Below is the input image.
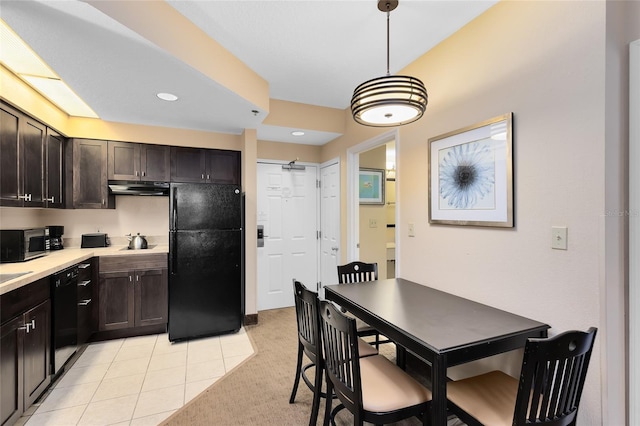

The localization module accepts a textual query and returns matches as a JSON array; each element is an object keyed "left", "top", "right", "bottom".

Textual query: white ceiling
[{"left": 1, "top": 0, "right": 497, "bottom": 145}]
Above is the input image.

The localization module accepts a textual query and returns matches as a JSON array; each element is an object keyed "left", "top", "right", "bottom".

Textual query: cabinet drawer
[
  {"left": 1, "top": 278, "right": 50, "bottom": 324},
  {"left": 77, "top": 261, "right": 92, "bottom": 278},
  {"left": 77, "top": 277, "right": 92, "bottom": 301},
  {"left": 99, "top": 254, "right": 167, "bottom": 272}
]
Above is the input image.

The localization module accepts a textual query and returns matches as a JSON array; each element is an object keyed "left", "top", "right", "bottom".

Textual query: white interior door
[
  {"left": 257, "top": 162, "right": 318, "bottom": 310},
  {"left": 320, "top": 160, "right": 340, "bottom": 292}
]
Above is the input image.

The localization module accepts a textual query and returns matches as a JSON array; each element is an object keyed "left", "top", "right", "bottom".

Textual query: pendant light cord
[{"left": 386, "top": 4, "right": 390, "bottom": 76}]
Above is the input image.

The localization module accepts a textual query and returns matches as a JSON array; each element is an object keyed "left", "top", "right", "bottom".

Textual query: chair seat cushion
[
  {"left": 359, "top": 354, "right": 432, "bottom": 412},
  {"left": 357, "top": 337, "right": 378, "bottom": 357},
  {"left": 447, "top": 370, "right": 518, "bottom": 426}
]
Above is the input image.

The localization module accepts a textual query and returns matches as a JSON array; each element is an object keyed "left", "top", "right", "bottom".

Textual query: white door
[
  {"left": 257, "top": 162, "right": 318, "bottom": 310},
  {"left": 320, "top": 160, "right": 340, "bottom": 292}
]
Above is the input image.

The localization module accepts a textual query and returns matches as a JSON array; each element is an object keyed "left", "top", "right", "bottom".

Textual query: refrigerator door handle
[
  {"left": 172, "top": 187, "right": 178, "bottom": 230},
  {"left": 170, "top": 232, "right": 177, "bottom": 274}
]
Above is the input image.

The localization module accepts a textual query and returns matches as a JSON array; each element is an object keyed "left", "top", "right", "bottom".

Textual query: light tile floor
[{"left": 18, "top": 329, "right": 254, "bottom": 426}]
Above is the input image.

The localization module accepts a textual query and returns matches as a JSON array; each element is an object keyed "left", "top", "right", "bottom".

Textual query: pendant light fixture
[{"left": 351, "top": 0, "right": 428, "bottom": 127}]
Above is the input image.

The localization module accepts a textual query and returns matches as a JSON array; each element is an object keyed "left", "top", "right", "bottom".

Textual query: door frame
[
  {"left": 346, "top": 129, "right": 399, "bottom": 267},
  {"left": 629, "top": 38, "right": 639, "bottom": 426}
]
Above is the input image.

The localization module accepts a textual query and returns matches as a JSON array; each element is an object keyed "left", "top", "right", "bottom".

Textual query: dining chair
[
  {"left": 319, "top": 299, "right": 432, "bottom": 426},
  {"left": 289, "top": 280, "right": 377, "bottom": 426},
  {"left": 447, "top": 327, "right": 597, "bottom": 426},
  {"left": 337, "top": 261, "right": 379, "bottom": 283},
  {"left": 336, "top": 261, "right": 392, "bottom": 350}
]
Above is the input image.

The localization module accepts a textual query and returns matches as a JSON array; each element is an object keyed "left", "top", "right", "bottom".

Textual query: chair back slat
[
  {"left": 515, "top": 327, "right": 597, "bottom": 426},
  {"left": 319, "top": 300, "right": 362, "bottom": 415},
  {"left": 337, "top": 261, "right": 378, "bottom": 284}
]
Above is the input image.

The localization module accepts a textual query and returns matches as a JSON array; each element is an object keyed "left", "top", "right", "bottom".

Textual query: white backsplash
[{"left": 0, "top": 196, "right": 170, "bottom": 247}]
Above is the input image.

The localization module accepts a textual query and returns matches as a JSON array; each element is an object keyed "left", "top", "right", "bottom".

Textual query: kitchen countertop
[{"left": 0, "top": 245, "right": 168, "bottom": 296}]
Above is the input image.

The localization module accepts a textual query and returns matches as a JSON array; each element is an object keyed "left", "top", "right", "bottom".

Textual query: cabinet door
[
  {"left": 45, "top": 129, "right": 65, "bottom": 208},
  {"left": 21, "top": 118, "right": 45, "bottom": 207},
  {"left": 73, "top": 139, "right": 113, "bottom": 209},
  {"left": 141, "top": 145, "right": 170, "bottom": 181},
  {"left": 207, "top": 150, "right": 240, "bottom": 185},
  {"left": 22, "top": 300, "right": 50, "bottom": 408},
  {"left": 134, "top": 269, "right": 168, "bottom": 327},
  {"left": 0, "top": 316, "right": 23, "bottom": 426},
  {"left": 170, "top": 147, "right": 206, "bottom": 182},
  {"left": 98, "top": 271, "right": 134, "bottom": 331},
  {"left": 108, "top": 141, "right": 141, "bottom": 181},
  {"left": 0, "top": 105, "right": 21, "bottom": 207}
]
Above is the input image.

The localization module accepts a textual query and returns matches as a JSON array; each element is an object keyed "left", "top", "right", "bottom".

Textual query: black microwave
[{"left": 0, "top": 228, "right": 48, "bottom": 263}]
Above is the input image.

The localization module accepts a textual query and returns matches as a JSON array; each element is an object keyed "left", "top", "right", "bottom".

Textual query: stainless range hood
[{"left": 108, "top": 181, "right": 169, "bottom": 196}]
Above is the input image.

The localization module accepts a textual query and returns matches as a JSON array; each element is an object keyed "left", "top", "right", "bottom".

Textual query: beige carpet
[{"left": 160, "top": 307, "right": 462, "bottom": 426}]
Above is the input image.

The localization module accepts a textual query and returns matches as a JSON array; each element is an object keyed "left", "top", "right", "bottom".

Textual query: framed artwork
[
  {"left": 428, "top": 113, "right": 514, "bottom": 227},
  {"left": 359, "top": 168, "right": 385, "bottom": 205}
]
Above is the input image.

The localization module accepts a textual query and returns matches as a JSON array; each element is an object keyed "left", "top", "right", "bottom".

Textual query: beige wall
[
  {"left": 358, "top": 146, "right": 387, "bottom": 278},
  {"left": 0, "top": 197, "right": 169, "bottom": 247},
  {"left": 320, "top": 1, "right": 640, "bottom": 424},
  {"left": 257, "top": 140, "right": 321, "bottom": 163}
]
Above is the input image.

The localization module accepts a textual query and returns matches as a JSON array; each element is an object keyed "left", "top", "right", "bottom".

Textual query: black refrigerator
[{"left": 168, "top": 183, "right": 243, "bottom": 342}]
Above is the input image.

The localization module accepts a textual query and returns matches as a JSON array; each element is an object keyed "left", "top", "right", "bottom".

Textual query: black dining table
[{"left": 324, "top": 278, "right": 550, "bottom": 426}]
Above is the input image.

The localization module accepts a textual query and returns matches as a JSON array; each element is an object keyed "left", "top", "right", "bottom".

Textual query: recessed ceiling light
[
  {"left": 291, "top": 131, "right": 305, "bottom": 136},
  {"left": 157, "top": 92, "right": 178, "bottom": 101}
]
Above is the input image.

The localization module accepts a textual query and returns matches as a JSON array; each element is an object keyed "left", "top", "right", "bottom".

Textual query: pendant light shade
[
  {"left": 351, "top": 0, "right": 428, "bottom": 127},
  {"left": 351, "top": 75, "right": 427, "bottom": 126}
]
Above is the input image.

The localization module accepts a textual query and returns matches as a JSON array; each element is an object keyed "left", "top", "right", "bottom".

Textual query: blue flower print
[{"left": 439, "top": 140, "right": 495, "bottom": 209}]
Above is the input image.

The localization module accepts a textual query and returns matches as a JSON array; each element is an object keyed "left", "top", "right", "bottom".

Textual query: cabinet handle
[
  {"left": 78, "top": 280, "right": 91, "bottom": 287},
  {"left": 19, "top": 319, "right": 36, "bottom": 333},
  {"left": 46, "top": 196, "right": 55, "bottom": 202},
  {"left": 17, "top": 194, "right": 32, "bottom": 201},
  {"left": 102, "top": 199, "right": 105, "bottom": 205},
  {"left": 136, "top": 275, "right": 140, "bottom": 282},
  {"left": 207, "top": 174, "right": 210, "bottom": 180},
  {"left": 142, "top": 171, "right": 146, "bottom": 177},
  {"left": 78, "top": 299, "right": 92, "bottom": 306},
  {"left": 129, "top": 276, "right": 132, "bottom": 282},
  {"left": 201, "top": 174, "right": 205, "bottom": 179},
  {"left": 78, "top": 263, "right": 91, "bottom": 269}
]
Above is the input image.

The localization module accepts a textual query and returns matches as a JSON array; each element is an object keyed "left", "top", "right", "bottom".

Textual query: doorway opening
[{"left": 346, "top": 130, "right": 399, "bottom": 277}]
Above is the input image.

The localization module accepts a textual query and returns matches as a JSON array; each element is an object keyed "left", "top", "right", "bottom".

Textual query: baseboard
[{"left": 244, "top": 313, "right": 258, "bottom": 325}]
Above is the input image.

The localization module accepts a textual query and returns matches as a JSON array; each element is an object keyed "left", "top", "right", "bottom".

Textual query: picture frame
[
  {"left": 428, "top": 113, "right": 513, "bottom": 227},
  {"left": 359, "top": 168, "right": 385, "bottom": 205}
]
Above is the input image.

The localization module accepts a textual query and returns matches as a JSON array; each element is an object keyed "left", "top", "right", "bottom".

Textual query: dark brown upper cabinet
[
  {"left": 66, "top": 139, "right": 114, "bottom": 209},
  {"left": 170, "top": 146, "right": 240, "bottom": 185},
  {"left": 108, "top": 141, "right": 170, "bottom": 182},
  {"left": 45, "top": 128, "right": 65, "bottom": 208},
  {"left": 0, "top": 103, "right": 45, "bottom": 207}
]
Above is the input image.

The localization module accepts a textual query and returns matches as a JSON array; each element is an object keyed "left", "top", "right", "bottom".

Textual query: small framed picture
[
  {"left": 428, "top": 113, "right": 514, "bottom": 227},
  {"left": 359, "top": 168, "right": 385, "bottom": 205}
]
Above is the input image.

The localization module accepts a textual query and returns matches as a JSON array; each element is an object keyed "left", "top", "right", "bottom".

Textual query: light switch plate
[
  {"left": 408, "top": 223, "right": 415, "bottom": 237},
  {"left": 369, "top": 219, "right": 377, "bottom": 228},
  {"left": 552, "top": 226, "right": 568, "bottom": 250}
]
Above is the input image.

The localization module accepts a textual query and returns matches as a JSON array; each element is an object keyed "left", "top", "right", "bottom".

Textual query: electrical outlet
[
  {"left": 408, "top": 223, "right": 415, "bottom": 237},
  {"left": 369, "top": 219, "right": 377, "bottom": 228},
  {"left": 551, "top": 226, "right": 568, "bottom": 250}
]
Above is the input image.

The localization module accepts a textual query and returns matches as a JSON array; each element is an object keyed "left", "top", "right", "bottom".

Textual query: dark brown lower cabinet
[
  {"left": 0, "top": 299, "right": 51, "bottom": 426},
  {"left": 98, "top": 254, "right": 168, "bottom": 332}
]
